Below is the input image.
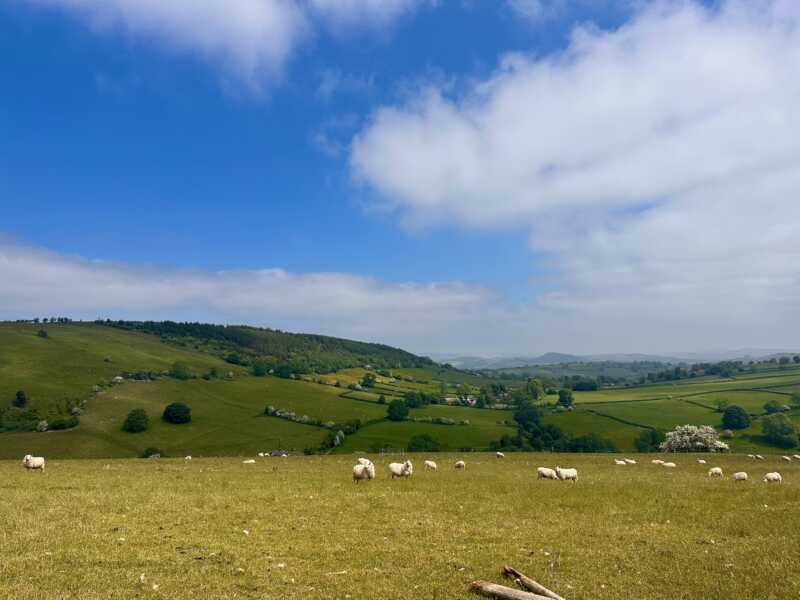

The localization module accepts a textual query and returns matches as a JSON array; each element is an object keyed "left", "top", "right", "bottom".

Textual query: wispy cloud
[{"left": 23, "top": 0, "right": 435, "bottom": 90}]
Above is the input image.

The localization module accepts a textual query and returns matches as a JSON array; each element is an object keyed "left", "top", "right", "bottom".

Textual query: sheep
[
  {"left": 352, "top": 462, "right": 375, "bottom": 483},
  {"left": 496, "top": 452, "right": 505, "bottom": 459},
  {"left": 242, "top": 459, "right": 256, "bottom": 464},
  {"left": 184, "top": 456, "right": 192, "bottom": 461},
  {"left": 697, "top": 459, "right": 707, "bottom": 464},
  {"left": 763, "top": 472, "right": 782, "bottom": 484},
  {"left": 454, "top": 460, "right": 466, "bottom": 470},
  {"left": 388, "top": 460, "right": 413, "bottom": 479},
  {"left": 22, "top": 455, "right": 45, "bottom": 472},
  {"left": 537, "top": 467, "right": 558, "bottom": 480},
  {"left": 624, "top": 458, "right": 637, "bottom": 465},
  {"left": 793, "top": 455, "right": 800, "bottom": 461},
  {"left": 356, "top": 457, "right": 373, "bottom": 467},
  {"left": 732, "top": 471, "right": 748, "bottom": 482},
  {"left": 614, "top": 459, "right": 627, "bottom": 465},
  {"left": 662, "top": 462, "right": 677, "bottom": 468},
  {"left": 708, "top": 467, "right": 723, "bottom": 478},
  {"left": 651, "top": 459, "right": 664, "bottom": 465},
  {"left": 747, "top": 454, "right": 756, "bottom": 459},
  {"left": 555, "top": 466, "right": 578, "bottom": 482},
  {"left": 781, "top": 456, "right": 792, "bottom": 462},
  {"left": 423, "top": 460, "right": 438, "bottom": 471},
  {"left": 755, "top": 454, "right": 765, "bottom": 460},
  {"left": 258, "top": 452, "right": 265, "bottom": 457}
]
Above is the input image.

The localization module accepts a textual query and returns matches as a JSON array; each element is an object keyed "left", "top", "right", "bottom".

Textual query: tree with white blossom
[{"left": 660, "top": 425, "right": 729, "bottom": 453}]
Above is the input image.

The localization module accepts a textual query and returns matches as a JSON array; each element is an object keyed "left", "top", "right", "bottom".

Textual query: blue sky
[{"left": 1, "top": 1, "right": 798, "bottom": 355}]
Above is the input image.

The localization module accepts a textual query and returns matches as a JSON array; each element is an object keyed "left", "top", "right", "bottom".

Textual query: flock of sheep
[{"left": 20, "top": 450, "right": 796, "bottom": 486}]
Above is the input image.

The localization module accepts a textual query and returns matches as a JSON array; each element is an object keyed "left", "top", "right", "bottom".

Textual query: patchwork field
[{"left": 2, "top": 453, "right": 799, "bottom": 599}]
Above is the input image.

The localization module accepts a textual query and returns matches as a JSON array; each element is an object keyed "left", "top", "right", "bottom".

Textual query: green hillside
[{"left": 2, "top": 321, "right": 799, "bottom": 458}]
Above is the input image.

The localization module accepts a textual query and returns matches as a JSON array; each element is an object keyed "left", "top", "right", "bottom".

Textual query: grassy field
[{"left": 2, "top": 453, "right": 799, "bottom": 599}]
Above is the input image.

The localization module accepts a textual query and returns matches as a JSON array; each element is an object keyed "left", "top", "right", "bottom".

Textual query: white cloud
[
  {"left": 23, "top": 0, "right": 433, "bottom": 88},
  {"left": 0, "top": 242, "right": 491, "bottom": 351},
  {"left": 309, "top": 0, "right": 431, "bottom": 29},
  {"left": 505, "top": 0, "right": 563, "bottom": 22},
  {"left": 349, "top": 0, "right": 800, "bottom": 351}
]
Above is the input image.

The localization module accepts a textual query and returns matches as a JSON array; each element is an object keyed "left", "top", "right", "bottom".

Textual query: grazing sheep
[
  {"left": 697, "top": 459, "right": 707, "bottom": 464},
  {"left": 22, "top": 455, "right": 45, "bottom": 472},
  {"left": 614, "top": 459, "right": 627, "bottom": 465},
  {"left": 651, "top": 459, "right": 664, "bottom": 465},
  {"left": 352, "top": 463, "right": 375, "bottom": 483},
  {"left": 763, "top": 472, "right": 782, "bottom": 484},
  {"left": 732, "top": 471, "right": 748, "bottom": 482},
  {"left": 242, "top": 459, "right": 256, "bottom": 464},
  {"left": 388, "top": 460, "right": 413, "bottom": 479},
  {"left": 662, "top": 462, "right": 677, "bottom": 468},
  {"left": 496, "top": 452, "right": 505, "bottom": 459},
  {"left": 424, "top": 460, "right": 438, "bottom": 471},
  {"left": 258, "top": 452, "right": 265, "bottom": 457},
  {"left": 624, "top": 458, "right": 637, "bottom": 465},
  {"left": 781, "top": 456, "right": 792, "bottom": 462},
  {"left": 537, "top": 467, "right": 558, "bottom": 480},
  {"left": 747, "top": 454, "right": 756, "bottom": 459},
  {"left": 454, "top": 460, "right": 466, "bottom": 470},
  {"left": 793, "top": 455, "right": 800, "bottom": 461},
  {"left": 184, "top": 456, "right": 192, "bottom": 461},
  {"left": 708, "top": 467, "right": 723, "bottom": 478},
  {"left": 555, "top": 466, "right": 578, "bottom": 482},
  {"left": 356, "top": 457, "right": 373, "bottom": 467},
  {"left": 755, "top": 454, "right": 765, "bottom": 460}
]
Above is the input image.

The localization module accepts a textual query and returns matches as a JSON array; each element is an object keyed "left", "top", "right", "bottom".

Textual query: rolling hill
[{"left": 1, "top": 321, "right": 799, "bottom": 459}]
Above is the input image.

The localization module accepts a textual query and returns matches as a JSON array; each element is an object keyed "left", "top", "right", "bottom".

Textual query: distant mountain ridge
[{"left": 431, "top": 349, "right": 800, "bottom": 370}]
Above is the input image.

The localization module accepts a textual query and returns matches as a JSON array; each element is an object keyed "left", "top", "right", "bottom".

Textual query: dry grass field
[{"left": 3, "top": 453, "right": 800, "bottom": 599}]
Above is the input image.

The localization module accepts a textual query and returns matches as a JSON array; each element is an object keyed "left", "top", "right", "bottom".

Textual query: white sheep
[
  {"left": 454, "top": 460, "right": 466, "bottom": 470},
  {"left": 614, "top": 459, "right": 627, "bottom": 465},
  {"left": 662, "top": 462, "right": 677, "bottom": 468},
  {"left": 708, "top": 467, "right": 723, "bottom": 478},
  {"left": 624, "top": 458, "right": 637, "bottom": 465},
  {"left": 424, "top": 460, "right": 437, "bottom": 471},
  {"left": 537, "top": 467, "right": 558, "bottom": 480},
  {"left": 258, "top": 452, "right": 265, "bottom": 457},
  {"left": 755, "top": 454, "right": 765, "bottom": 460},
  {"left": 184, "top": 456, "right": 192, "bottom": 461},
  {"left": 747, "top": 454, "right": 756, "bottom": 459},
  {"left": 732, "top": 471, "right": 748, "bottom": 482},
  {"left": 697, "top": 459, "right": 707, "bottom": 464},
  {"left": 357, "top": 457, "right": 373, "bottom": 467},
  {"left": 763, "top": 472, "right": 782, "bottom": 484},
  {"left": 651, "top": 459, "right": 664, "bottom": 465},
  {"left": 242, "top": 459, "right": 256, "bottom": 464},
  {"left": 388, "top": 460, "right": 413, "bottom": 479},
  {"left": 22, "top": 455, "right": 45, "bottom": 472},
  {"left": 793, "top": 455, "right": 800, "bottom": 461},
  {"left": 781, "top": 456, "right": 792, "bottom": 462},
  {"left": 352, "top": 462, "right": 375, "bottom": 483},
  {"left": 555, "top": 466, "right": 577, "bottom": 482},
  {"left": 496, "top": 452, "right": 505, "bottom": 459}
]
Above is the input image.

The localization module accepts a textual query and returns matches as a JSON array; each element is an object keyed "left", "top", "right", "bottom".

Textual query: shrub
[
  {"left": 761, "top": 413, "right": 798, "bottom": 448},
  {"left": 37, "top": 329, "right": 49, "bottom": 338},
  {"left": 122, "top": 409, "right": 149, "bottom": 433},
  {"left": 141, "top": 447, "right": 164, "bottom": 458},
  {"left": 634, "top": 429, "right": 666, "bottom": 453},
  {"left": 722, "top": 405, "right": 750, "bottom": 430},
  {"left": 378, "top": 395, "right": 386, "bottom": 404},
  {"left": 557, "top": 389, "right": 573, "bottom": 408},
  {"left": 49, "top": 416, "right": 79, "bottom": 430},
  {"left": 163, "top": 402, "right": 192, "bottom": 424},
  {"left": 13, "top": 390, "right": 27, "bottom": 408},
  {"left": 386, "top": 399, "right": 409, "bottom": 421},
  {"left": 407, "top": 434, "right": 441, "bottom": 452},
  {"left": 169, "top": 361, "right": 191, "bottom": 380},
  {"left": 252, "top": 362, "right": 269, "bottom": 377},
  {"left": 763, "top": 400, "right": 783, "bottom": 414}
]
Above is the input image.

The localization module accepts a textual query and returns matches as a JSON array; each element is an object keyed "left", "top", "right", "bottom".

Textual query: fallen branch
[
  {"left": 470, "top": 580, "right": 553, "bottom": 600},
  {"left": 502, "top": 566, "right": 566, "bottom": 600}
]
